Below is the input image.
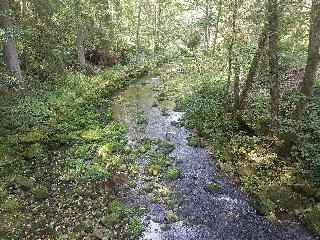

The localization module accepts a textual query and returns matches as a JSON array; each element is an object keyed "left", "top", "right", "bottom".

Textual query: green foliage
[
  {"left": 0, "top": 66, "right": 144, "bottom": 239},
  {"left": 165, "top": 167, "right": 181, "bottom": 180}
]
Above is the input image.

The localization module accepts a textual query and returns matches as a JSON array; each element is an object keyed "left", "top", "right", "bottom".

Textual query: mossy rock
[
  {"left": 204, "top": 183, "right": 221, "bottom": 193},
  {"left": 80, "top": 129, "right": 102, "bottom": 141},
  {"left": 250, "top": 193, "right": 276, "bottom": 217},
  {"left": 158, "top": 141, "right": 175, "bottom": 154},
  {"left": 237, "top": 163, "right": 254, "bottom": 177},
  {"left": 32, "top": 186, "right": 49, "bottom": 200},
  {"left": 302, "top": 207, "right": 320, "bottom": 236},
  {"left": 146, "top": 165, "right": 162, "bottom": 176},
  {"left": 136, "top": 116, "right": 148, "bottom": 125},
  {"left": 187, "top": 136, "right": 202, "bottom": 148},
  {"left": 165, "top": 167, "right": 181, "bottom": 180},
  {"left": 267, "top": 185, "right": 307, "bottom": 211},
  {"left": 166, "top": 210, "right": 178, "bottom": 223},
  {"left": 24, "top": 143, "right": 43, "bottom": 159},
  {"left": 14, "top": 175, "right": 34, "bottom": 190},
  {"left": 292, "top": 181, "right": 320, "bottom": 202},
  {"left": 98, "top": 143, "right": 112, "bottom": 157},
  {"left": 18, "top": 127, "right": 48, "bottom": 143}
]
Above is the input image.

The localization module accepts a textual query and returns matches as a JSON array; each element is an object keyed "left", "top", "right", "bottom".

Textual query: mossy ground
[{"left": 0, "top": 65, "right": 147, "bottom": 239}]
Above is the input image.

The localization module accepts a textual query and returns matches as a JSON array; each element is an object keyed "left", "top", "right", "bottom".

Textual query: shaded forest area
[{"left": 0, "top": 0, "right": 320, "bottom": 239}]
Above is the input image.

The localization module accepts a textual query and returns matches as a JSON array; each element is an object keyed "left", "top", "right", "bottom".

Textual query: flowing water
[{"left": 111, "top": 75, "right": 315, "bottom": 240}]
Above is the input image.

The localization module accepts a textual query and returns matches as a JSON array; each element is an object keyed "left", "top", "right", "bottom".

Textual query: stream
[{"left": 111, "top": 75, "right": 315, "bottom": 240}]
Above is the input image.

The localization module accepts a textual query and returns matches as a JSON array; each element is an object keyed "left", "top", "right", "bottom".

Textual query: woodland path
[{"left": 111, "top": 74, "right": 315, "bottom": 240}]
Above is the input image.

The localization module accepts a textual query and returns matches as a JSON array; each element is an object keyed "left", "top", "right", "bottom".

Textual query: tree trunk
[
  {"left": 21, "top": 0, "right": 30, "bottom": 71},
  {"left": 234, "top": 57, "right": 240, "bottom": 109},
  {"left": 204, "top": 0, "right": 210, "bottom": 51},
  {"left": 293, "top": 0, "right": 320, "bottom": 120},
  {"left": 0, "top": 0, "right": 23, "bottom": 81},
  {"left": 212, "top": 0, "right": 223, "bottom": 53},
  {"left": 135, "top": 0, "right": 143, "bottom": 62},
  {"left": 268, "top": 0, "right": 280, "bottom": 119},
  {"left": 154, "top": 1, "right": 161, "bottom": 53},
  {"left": 227, "top": 0, "right": 237, "bottom": 91},
  {"left": 238, "top": 26, "right": 268, "bottom": 109},
  {"left": 75, "top": 0, "right": 86, "bottom": 68}
]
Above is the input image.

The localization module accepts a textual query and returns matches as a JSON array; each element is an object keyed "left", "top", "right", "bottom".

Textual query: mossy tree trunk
[
  {"left": 75, "top": 0, "right": 87, "bottom": 68},
  {"left": 238, "top": 26, "right": 268, "bottom": 109},
  {"left": 268, "top": 0, "right": 280, "bottom": 119},
  {"left": 0, "top": 0, "right": 23, "bottom": 82},
  {"left": 293, "top": 0, "right": 320, "bottom": 121}
]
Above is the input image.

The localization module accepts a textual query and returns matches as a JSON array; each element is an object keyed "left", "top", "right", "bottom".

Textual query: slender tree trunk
[
  {"left": 21, "top": 0, "right": 29, "bottom": 70},
  {"left": 234, "top": 57, "right": 240, "bottom": 109},
  {"left": 227, "top": 0, "right": 237, "bottom": 91},
  {"left": 204, "top": 0, "right": 210, "bottom": 51},
  {"left": 0, "top": 0, "right": 23, "bottom": 82},
  {"left": 75, "top": 0, "right": 86, "bottom": 68},
  {"left": 136, "top": 0, "right": 143, "bottom": 62},
  {"left": 268, "top": 0, "right": 280, "bottom": 119},
  {"left": 154, "top": 1, "right": 161, "bottom": 53},
  {"left": 238, "top": 26, "right": 268, "bottom": 108},
  {"left": 293, "top": 0, "right": 320, "bottom": 120},
  {"left": 212, "top": 0, "right": 223, "bottom": 53}
]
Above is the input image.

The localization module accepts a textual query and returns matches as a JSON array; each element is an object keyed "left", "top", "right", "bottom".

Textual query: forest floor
[{"left": 109, "top": 67, "right": 316, "bottom": 240}]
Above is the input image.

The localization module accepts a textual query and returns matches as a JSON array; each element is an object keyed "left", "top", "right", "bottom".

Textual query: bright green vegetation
[
  {"left": 204, "top": 183, "right": 221, "bottom": 193},
  {"left": 165, "top": 167, "right": 181, "bottom": 180},
  {"left": 0, "top": 66, "right": 146, "bottom": 239}
]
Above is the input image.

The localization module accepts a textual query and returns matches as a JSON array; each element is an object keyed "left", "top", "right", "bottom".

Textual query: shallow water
[{"left": 111, "top": 75, "right": 315, "bottom": 240}]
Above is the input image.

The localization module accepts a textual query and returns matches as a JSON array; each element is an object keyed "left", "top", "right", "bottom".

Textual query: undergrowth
[{"left": 0, "top": 65, "right": 147, "bottom": 239}]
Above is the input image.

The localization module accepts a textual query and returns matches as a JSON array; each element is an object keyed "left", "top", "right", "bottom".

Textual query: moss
[
  {"left": 250, "top": 194, "right": 276, "bottom": 217},
  {"left": 302, "top": 207, "right": 320, "bottom": 236},
  {"left": 165, "top": 167, "right": 181, "bottom": 180},
  {"left": 123, "top": 216, "right": 143, "bottom": 238},
  {"left": 267, "top": 185, "right": 307, "bottom": 211},
  {"left": 128, "top": 180, "right": 137, "bottom": 188},
  {"left": 24, "top": 143, "right": 43, "bottom": 159},
  {"left": 32, "top": 186, "right": 49, "bottom": 200},
  {"left": 14, "top": 175, "right": 34, "bottom": 189},
  {"left": 166, "top": 210, "right": 178, "bottom": 223},
  {"left": 98, "top": 143, "right": 112, "bottom": 157},
  {"left": 187, "top": 136, "right": 202, "bottom": 147},
  {"left": 157, "top": 185, "right": 172, "bottom": 197},
  {"left": 136, "top": 115, "right": 148, "bottom": 125},
  {"left": 158, "top": 140, "right": 175, "bottom": 154},
  {"left": 146, "top": 164, "right": 162, "bottom": 176},
  {"left": 0, "top": 196, "right": 21, "bottom": 212},
  {"left": 80, "top": 129, "right": 102, "bottom": 141},
  {"left": 204, "top": 183, "right": 221, "bottom": 192},
  {"left": 18, "top": 127, "right": 48, "bottom": 143}
]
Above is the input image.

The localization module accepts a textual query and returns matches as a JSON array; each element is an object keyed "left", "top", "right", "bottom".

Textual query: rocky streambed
[{"left": 111, "top": 75, "right": 315, "bottom": 240}]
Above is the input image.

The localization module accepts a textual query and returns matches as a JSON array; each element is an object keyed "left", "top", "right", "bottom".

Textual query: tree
[
  {"left": 212, "top": 0, "right": 222, "bottom": 53},
  {"left": 0, "top": 0, "right": 23, "bottom": 82},
  {"left": 204, "top": 0, "right": 211, "bottom": 50},
  {"left": 135, "top": 0, "right": 143, "bottom": 62},
  {"left": 75, "top": 0, "right": 87, "bottom": 68},
  {"left": 293, "top": 0, "right": 320, "bottom": 121},
  {"left": 238, "top": 26, "right": 268, "bottom": 109},
  {"left": 268, "top": 0, "right": 280, "bottom": 119}
]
